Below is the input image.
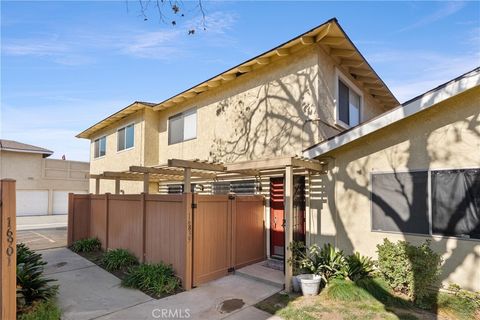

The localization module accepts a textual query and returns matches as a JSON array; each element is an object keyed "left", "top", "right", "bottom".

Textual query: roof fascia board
[
  {"left": 0, "top": 148, "right": 53, "bottom": 156},
  {"left": 304, "top": 69, "right": 480, "bottom": 159}
]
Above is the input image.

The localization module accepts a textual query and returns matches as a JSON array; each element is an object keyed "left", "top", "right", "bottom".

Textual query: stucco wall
[
  {"left": 309, "top": 86, "right": 480, "bottom": 291},
  {"left": 88, "top": 111, "right": 146, "bottom": 193},
  {"left": 156, "top": 44, "right": 387, "bottom": 164},
  {"left": 0, "top": 150, "right": 89, "bottom": 214}
]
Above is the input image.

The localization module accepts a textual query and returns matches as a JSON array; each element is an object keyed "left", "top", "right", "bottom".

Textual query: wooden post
[
  {"left": 184, "top": 193, "right": 193, "bottom": 290},
  {"left": 115, "top": 178, "right": 120, "bottom": 195},
  {"left": 95, "top": 178, "right": 100, "bottom": 195},
  {"left": 143, "top": 174, "right": 150, "bottom": 194},
  {"left": 104, "top": 193, "right": 110, "bottom": 250},
  {"left": 1, "top": 179, "right": 16, "bottom": 320},
  {"left": 284, "top": 166, "right": 294, "bottom": 292},
  {"left": 67, "top": 193, "right": 75, "bottom": 246},
  {"left": 184, "top": 168, "right": 191, "bottom": 193},
  {"left": 141, "top": 193, "right": 146, "bottom": 263}
]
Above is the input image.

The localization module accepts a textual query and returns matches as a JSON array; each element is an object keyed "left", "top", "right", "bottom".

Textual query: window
[
  {"left": 371, "top": 169, "right": 480, "bottom": 240},
  {"left": 212, "top": 180, "right": 256, "bottom": 195},
  {"left": 167, "top": 184, "right": 196, "bottom": 194},
  {"left": 431, "top": 169, "right": 480, "bottom": 239},
  {"left": 168, "top": 108, "right": 197, "bottom": 145},
  {"left": 371, "top": 171, "right": 429, "bottom": 235},
  {"left": 337, "top": 77, "right": 361, "bottom": 127},
  {"left": 93, "top": 136, "right": 106, "bottom": 158},
  {"left": 117, "top": 124, "right": 134, "bottom": 151}
]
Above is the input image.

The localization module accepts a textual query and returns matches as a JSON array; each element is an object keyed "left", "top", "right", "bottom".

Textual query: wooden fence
[
  {"left": 68, "top": 193, "right": 192, "bottom": 289},
  {"left": 68, "top": 192, "right": 265, "bottom": 290},
  {"left": 1, "top": 179, "right": 16, "bottom": 320}
]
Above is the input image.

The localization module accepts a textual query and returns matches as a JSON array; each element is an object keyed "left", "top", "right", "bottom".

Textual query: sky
[{"left": 1, "top": 1, "right": 479, "bottom": 161}]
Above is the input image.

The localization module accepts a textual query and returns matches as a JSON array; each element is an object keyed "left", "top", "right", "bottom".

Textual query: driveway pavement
[
  {"left": 40, "top": 248, "right": 281, "bottom": 320},
  {"left": 17, "top": 227, "right": 67, "bottom": 250}
]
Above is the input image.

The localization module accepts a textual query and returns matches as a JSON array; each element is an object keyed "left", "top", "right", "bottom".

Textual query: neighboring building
[
  {"left": 76, "top": 17, "right": 480, "bottom": 291},
  {"left": 304, "top": 68, "right": 480, "bottom": 291},
  {"left": 0, "top": 140, "right": 89, "bottom": 216}
]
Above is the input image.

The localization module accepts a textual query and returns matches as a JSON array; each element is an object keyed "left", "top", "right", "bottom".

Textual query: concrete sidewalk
[{"left": 41, "top": 248, "right": 282, "bottom": 320}]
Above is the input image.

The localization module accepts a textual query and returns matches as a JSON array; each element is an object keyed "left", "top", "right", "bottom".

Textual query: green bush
[
  {"left": 102, "top": 249, "right": 138, "bottom": 272},
  {"left": 16, "top": 244, "right": 58, "bottom": 312},
  {"left": 122, "top": 263, "right": 180, "bottom": 296},
  {"left": 376, "top": 238, "right": 442, "bottom": 303},
  {"left": 345, "top": 252, "right": 375, "bottom": 281},
  {"left": 301, "top": 243, "right": 346, "bottom": 282},
  {"left": 287, "top": 241, "right": 307, "bottom": 276},
  {"left": 70, "top": 238, "right": 101, "bottom": 253},
  {"left": 17, "top": 299, "right": 61, "bottom": 320}
]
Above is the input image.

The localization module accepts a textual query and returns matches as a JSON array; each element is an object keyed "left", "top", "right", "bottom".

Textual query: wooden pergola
[{"left": 89, "top": 156, "right": 325, "bottom": 291}]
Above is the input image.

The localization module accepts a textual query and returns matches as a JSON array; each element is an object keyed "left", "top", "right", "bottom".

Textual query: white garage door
[
  {"left": 53, "top": 191, "right": 87, "bottom": 215},
  {"left": 17, "top": 190, "right": 49, "bottom": 216}
]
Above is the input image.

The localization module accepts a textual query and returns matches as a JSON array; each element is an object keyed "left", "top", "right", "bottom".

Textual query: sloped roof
[
  {"left": 0, "top": 139, "right": 53, "bottom": 157},
  {"left": 304, "top": 67, "right": 480, "bottom": 158},
  {"left": 76, "top": 101, "right": 156, "bottom": 139},
  {"left": 77, "top": 18, "right": 399, "bottom": 140}
]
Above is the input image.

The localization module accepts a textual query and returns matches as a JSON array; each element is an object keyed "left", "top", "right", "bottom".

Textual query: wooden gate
[{"left": 192, "top": 194, "right": 265, "bottom": 286}]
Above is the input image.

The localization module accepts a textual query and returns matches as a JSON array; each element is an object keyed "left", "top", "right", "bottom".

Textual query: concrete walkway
[{"left": 41, "top": 248, "right": 282, "bottom": 320}]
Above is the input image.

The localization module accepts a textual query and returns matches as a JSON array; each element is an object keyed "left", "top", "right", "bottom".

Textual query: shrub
[
  {"left": 17, "top": 299, "right": 61, "bottom": 320},
  {"left": 102, "top": 249, "right": 138, "bottom": 272},
  {"left": 70, "top": 238, "right": 101, "bottom": 253},
  {"left": 287, "top": 241, "right": 307, "bottom": 276},
  {"left": 345, "top": 252, "right": 375, "bottom": 281},
  {"left": 122, "top": 263, "right": 180, "bottom": 296},
  {"left": 376, "top": 238, "right": 442, "bottom": 303},
  {"left": 301, "top": 243, "right": 346, "bottom": 282},
  {"left": 16, "top": 244, "right": 58, "bottom": 312}
]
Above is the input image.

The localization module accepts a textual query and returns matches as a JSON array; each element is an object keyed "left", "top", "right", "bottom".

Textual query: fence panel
[
  {"left": 108, "top": 195, "right": 143, "bottom": 258},
  {"left": 90, "top": 195, "right": 107, "bottom": 248},
  {"left": 193, "top": 195, "right": 232, "bottom": 286},
  {"left": 234, "top": 195, "right": 266, "bottom": 269},
  {"left": 145, "top": 194, "right": 191, "bottom": 288}
]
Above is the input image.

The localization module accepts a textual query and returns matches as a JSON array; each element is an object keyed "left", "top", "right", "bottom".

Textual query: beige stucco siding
[
  {"left": 0, "top": 151, "right": 89, "bottom": 215},
  {"left": 310, "top": 86, "right": 480, "bottom": 291},
  {"left": 156, "top": 44, "right": 386, "bottom": 164}
]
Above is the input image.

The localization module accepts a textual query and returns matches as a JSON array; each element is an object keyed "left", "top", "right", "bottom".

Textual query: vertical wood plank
[
  {"left": 143, "top": 174, "right": 149, "bottom": 194},
  {"left": 184, "top": 193, "right": 193, "bottom": 290},
  {"left": 1, "top": 179, "right": 16, "bottom": 320},
  {"left": 141, "top": 193, "right": 146, "bottom": 263},
  {"left": 284, "top": 166, "right": 294, "bottom": 292},
  {"left": 105, "top": 193, "right": 110, "bottom": 250},
  {"left": 67, "top": 192, "right": 75, "bottom": 246}
]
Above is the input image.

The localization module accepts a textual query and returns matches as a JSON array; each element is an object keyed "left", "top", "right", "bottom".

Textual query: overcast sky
[{"left": 2, "top": 1, "right": 479, "bottom": 161}]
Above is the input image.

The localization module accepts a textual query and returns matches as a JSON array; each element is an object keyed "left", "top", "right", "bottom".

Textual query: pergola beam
[
  {"left": 168, "top": 159, "right": 226, "bottom": 172},
  {"left": 226, "top": 157, "right": 323, "bottom": 172},
  {"left": 129, "top": 165, "right": 216, "bottom": 179}
]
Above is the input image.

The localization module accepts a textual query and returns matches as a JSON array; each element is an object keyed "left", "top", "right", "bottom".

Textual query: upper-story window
[
  {"left": 117, "top": 123, "right": 134, "bottom": 151},
  {"left": 336, "top": 71, "right": 362, "bottom": 128},
  {"left": 94, "top": 136, "right": 106, "bottom": 158},
  {"left": 168, "top": 108, "right": 197, "bottom": 145}
]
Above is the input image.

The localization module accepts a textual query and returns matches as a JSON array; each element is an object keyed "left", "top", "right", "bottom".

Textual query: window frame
[
  {"left": 335, "top": 68, "right": 363, "bottom": 129},
  {"left": 168, "top": 108, "right": 197, "bottom": 145},
  {"left": 93, "top": 135, "right": 107, "bottom": 159},
  {"left": 369, "top": 168, "right": 480, "bottom": 242},
  {"left": 117, "top": 123, "right": 135, "bottom": 152}
]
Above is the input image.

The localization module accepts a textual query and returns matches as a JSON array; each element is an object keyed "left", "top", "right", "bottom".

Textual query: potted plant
[
  {"left": 287, "top": 241, "right": 307, "bottom": 292},
  {"left": 298, "top": 244, "right": 323, "bottom": 296}
]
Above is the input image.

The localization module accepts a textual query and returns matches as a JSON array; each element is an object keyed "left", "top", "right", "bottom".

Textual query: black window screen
[
  {"left": 212, "top": 180, "right": 255, "bottom": 195},
  {"left": 338, "top": 80, "right": 350, "bottom": 125},
  {"left": 372, "top": 171, "right": 429, "bottom": 235},
  {"left": 167, "top": 184, "right": 196, "bottom": 194},
  {"left": 432, "top": 169, "right": 480, "bottom": 239}
]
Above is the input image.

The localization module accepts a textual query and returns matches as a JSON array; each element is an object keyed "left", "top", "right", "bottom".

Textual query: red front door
[{"left": 270, "top": 178, "right": 285, "bottom": 257}]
